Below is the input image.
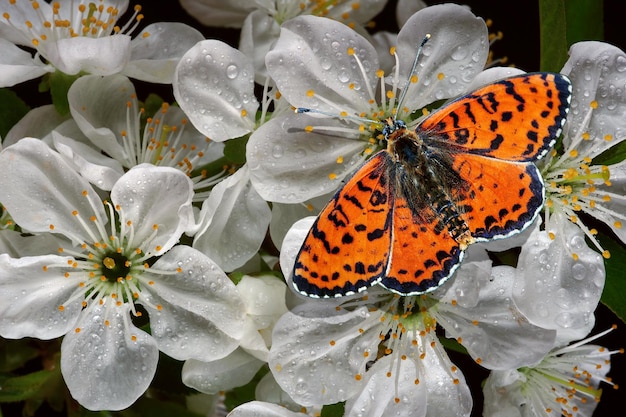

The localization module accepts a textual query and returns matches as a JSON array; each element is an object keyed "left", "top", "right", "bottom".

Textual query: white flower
[
  {"left": 59, "top": 73, "right": 226, "bottom": 195},
  {"left": 173, "top": 39, "right": 281, "bottom": 270},
  {"left": 179, "top": 0, "right": 387, "bottom": 82},
  {"left": 483, "top": 327, "right": 618, "bottom": 417},
  {"left": 266, "top": 218, "right": 556, "bottom": 416},
  {"left": 0, "top": 0, "right": 203, "bottom": 86},
  {"left": 0, "top": 139, "right": 246, "bottom": 410},
  {"left": 541, "top": 41, "right": 626, "bottom": 257},
  {"left": 248, "top": 4, "right": 489, "bottom": 203},
  {"left": 182, "top": 274, "right": 288, "bottom": 395}
]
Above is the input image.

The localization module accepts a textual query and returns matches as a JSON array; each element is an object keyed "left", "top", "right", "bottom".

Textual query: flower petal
[
  {"left": 193, "top": 166, "right": 270, "bottom": 271},
  {"left": 269, "top": 194, "right": 332, "bottom": 250},
  {"left": 561, "top": 41, "right": 626, "bottom": 157},
  {"left": 139, "top": 245, "right": 246, "bottom": 362},
  {"left": 111, "top": 165, "right": 194, "bottom": 255},
  {"left": 52, "top": 131, "right": 124, "bottom": 191},
  {"left": 60, "top": 302, "right": 159, "bottom": 411},
  {"left": 47, "top": 35, "right": 131, "bottom": 75},
  {"left": 268, "top": 303, "right": 379, "bottom": 405},
  {"left": 396, "top": 0, "right": 427, "bottom": 28},
  {"left": 247, "top": 113, "right": 366, "bottom": 203},
  {"left": 67, "top": 74, "right": 134, "bottom": 162},
  {"left": 0, "top": 230, "right": 69, "bottom": 257},
  {"left": 513, "top": 212, "right": 605, "bottom": 344},
  {"left": 0, "top": 138, "right": 106, "bottom": 240},
  {"left": 598, "top": 158, "right": 626, "bottom": 243},
  {"left": 125, "top": 23, "right": 204, "bottom": 83},
  {"left": 227, "top": 401, "right": 308, "bottom": 417},
  {"left": 467, "top": 67, "right": 526, "bottom": 90},
  {"left": 395, "top": 4, "right": 488, "bottom": 111},
  {"left": 437, "top": 265, "right": 556, "bottom": 370},
  {"left": 266, "top": 15, "right": 379, "bottom": 115},
  {"left": 255, "top": 372, "right": 313, "bottom": 412},
  {"left": 0, "top": 38, "right": 52, "bottom": 87},
  {"left": 182, "top": 349, "right": 264, "bottom": 394},
  {"left": 421, "top": 338, "right": 472, "bottom": 417},
  {"left": 3, "top": 105, "right": 69, "bottom": 147},
  {"left": 178, "top": 0, "right": 257, "bottom": 28},
  {"left": 239, "top": 10, "right": 280, "bottom": 84},
  {"left": 481, "top": 370, "right": 525, "bottom": 417},
  {"left": 344, "top": 356, "right": 427, "bottom": 417},
  {"left": 173, "top": 39, "right": 258, "bottom": 141},
  {"left": 0, "top": 254, "right": 81, "bottom": 339}
]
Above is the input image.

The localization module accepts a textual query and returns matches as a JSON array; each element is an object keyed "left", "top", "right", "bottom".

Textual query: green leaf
[
  {"left": 321, "top": 402, "right": 346, "bottom": 417},
  {"left": 48, "top": 71, "right": 81, "bottom": 116},
  {"left": 564, "top": 0, "right": 603, "bottom": 46},
  {"left": 223, "top": 135, "right": 249, "bottom": 165},
  {"left": 592, "top": 139, "right": 626, "bottom": 166},
  {"left": 598, "top": 233, "right": 626, "bottom": 324},
  {"left": 142, "top": 94, "right": 165, "bottom": 120},
  {"left": 0, "top": 89, "right": 30, "bottom": 139},
  {"left": 0, "top": 369, "right": 56, "bottom": 402},
  {"left": 0, "top": 339, "right": 40, "bottom": 372},
  {"left": 439, "top": 335, "right": 469, "bottom": 355},
  {"left": 538, "top": 0, "right": 568, "bottom": 72}
]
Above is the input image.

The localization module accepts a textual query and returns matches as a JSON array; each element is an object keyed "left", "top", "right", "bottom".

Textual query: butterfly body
[
  {"left": 385, "top": 120, "right": 474, "bottom": 249},
  {"left": 293, "top": 73, "right": 572, "bottom": 298}
]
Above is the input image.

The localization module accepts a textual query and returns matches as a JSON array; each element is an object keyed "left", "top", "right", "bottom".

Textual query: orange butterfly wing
[
  {"left": 449, "top": 152, "right": 544, "bottom": 241},
  {"left": 292, "top": 152, "right": 393, "bottom": 297},
  {"left": 420, "top": 73, "right": 571, "bottom": 161},
  {"left": 380, "top": 195, "right": 463, "bottom": 295}
]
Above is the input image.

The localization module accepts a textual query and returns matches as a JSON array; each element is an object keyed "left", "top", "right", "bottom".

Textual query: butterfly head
[{"left": 382, "top": 118, "right": 407, "bottom": 139}]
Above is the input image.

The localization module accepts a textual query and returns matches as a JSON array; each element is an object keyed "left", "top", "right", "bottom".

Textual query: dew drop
[
  {"left": 571, "top": 262, "right": 587, "bottom": 280},
  {"left": 615, "top": 55, "right": 626, "bottom": 72},
  {"left": 569, "top": 235, "right": 585, "bottom": 250},
  {"left": 338, "top": 70, "right": 350, "bottom": 83},
  {"left": 272, "top": 144, "right": 284, "bottom": 158},
  {"left": 321, "top": 57, "right": 332, "bottom": 70},
  {"left": 450, "top": 45, "right": 468, "bottom": 61},
  {"left": 555, "top": 312, "right": 575, "bottom": 328},
  {"left": 226, "top": 64, "right": 239, "bottom": 79}
]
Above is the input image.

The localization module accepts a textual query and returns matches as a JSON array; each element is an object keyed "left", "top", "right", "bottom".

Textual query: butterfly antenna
[
  {"left": 295, "top": 107, "right": 379, "bottom": 125},
  {"left": 395, "top": 34, "right": 431, "bottom": 119}
]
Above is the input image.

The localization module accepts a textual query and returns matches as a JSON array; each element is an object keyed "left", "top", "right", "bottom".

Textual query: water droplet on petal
[{"left": 226, "top": 64, "right": 238, "bottom": 79}]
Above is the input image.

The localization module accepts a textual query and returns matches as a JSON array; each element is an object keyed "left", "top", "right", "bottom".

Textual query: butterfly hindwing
[
  {"left": 419, "top": 73, "right": 571, "bottom": 162},
  {"left": 292, "top": 152, "right": 393, "bottom": 297},
  {"left": 380, "top": 194, "right": 463, "bottom": 295},
  {"left": 449, "top": 152, "right": 544, "bottom": 240}
]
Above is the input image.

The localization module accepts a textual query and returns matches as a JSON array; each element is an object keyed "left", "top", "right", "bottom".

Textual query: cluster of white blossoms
[{"left": 0, "top": 1, "right": 623, "bottom": 416}]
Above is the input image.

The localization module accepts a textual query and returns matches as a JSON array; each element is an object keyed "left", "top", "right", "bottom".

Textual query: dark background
[{"left": 5, "top": 1, "right": 625, "bottom": 416}]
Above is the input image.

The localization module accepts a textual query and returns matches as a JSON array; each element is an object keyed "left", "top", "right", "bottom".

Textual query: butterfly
[{"left": 292, "top": 72, "right": 572, "bottom": 298}]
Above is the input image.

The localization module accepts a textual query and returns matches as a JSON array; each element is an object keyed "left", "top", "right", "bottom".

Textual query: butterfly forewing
[
  {"left": 419, "top": 73, "right": 571, "bottom": 162},
  {"left": 292, "top": 152, "right": 393, "bottom": 297}
]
